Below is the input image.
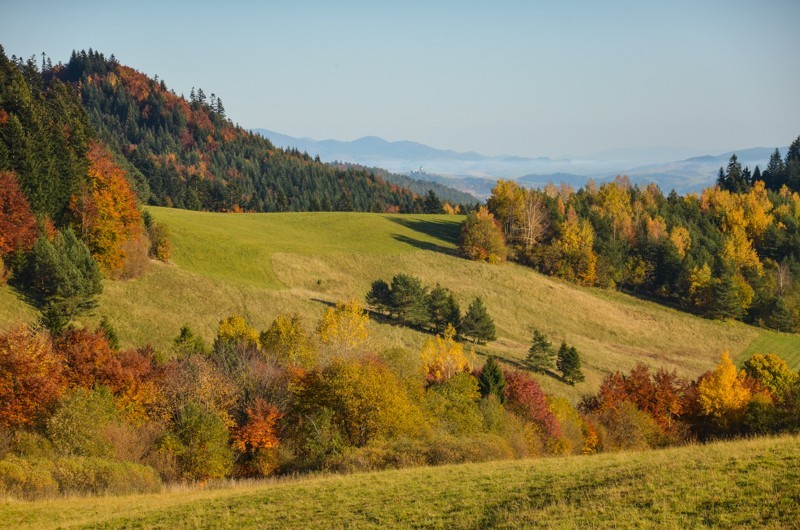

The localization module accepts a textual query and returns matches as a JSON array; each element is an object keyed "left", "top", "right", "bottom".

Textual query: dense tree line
[
  {"left": 3, "top": 301, "right": 797, "bottom": 497},
  {"left": 366, "top": 274, "right": 496, "bottom": 343},
  {"left": 461, "top": 143, "right": 800, "bottom": 332},
  {"left": 0, "top": 47, "right": 171, "bottom": 332},
  {"left": 57, "top": 49, "right": 426, "bottom": 213}
]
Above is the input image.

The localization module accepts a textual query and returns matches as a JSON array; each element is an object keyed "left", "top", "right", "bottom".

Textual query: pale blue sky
[{"left": 2, "top": 0, "right": 798, "bottom": 157}]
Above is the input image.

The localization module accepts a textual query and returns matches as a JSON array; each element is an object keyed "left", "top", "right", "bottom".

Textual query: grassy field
[
  {"left": 2, "top": 434, "right": 798, "bottom": 529},
  {"left": 1, "top": 207, "right": 798, "bottom": 400}
]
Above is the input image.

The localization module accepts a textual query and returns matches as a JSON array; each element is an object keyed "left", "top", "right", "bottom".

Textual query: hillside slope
[
  {"left": 4, "top": 208, "right": 796, "bottom": 401},
  {"left": 3, "top": 434, "right": 798, "bottom": 529}
]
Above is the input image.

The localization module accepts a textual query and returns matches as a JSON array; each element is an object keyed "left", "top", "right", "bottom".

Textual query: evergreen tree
[
  {"left": 766, "top": 297, "right": 796, "bottom": 333},
  {"left": 478, "top": 356, "right": 506, "bottom": 402},
  {"left": 556, "top": 341, "right": 585, "bottom": 385},
  {"left": 444, "top": 292, "right": 462, "bottom": 332},
  {"left": 365, "top": 279, "right": 392, "bottom": 315},
  {"left": 390, "top": 274, "right": 429, "bottom": 327},
  {"left": 526, "top": 329, "right": 555, "bottom": 372},
  {"left": 427, "top": 283, "right": 454, "bottom": 333},
  {"left": 459, "top": 297, "right": 496, "bottom": 343},
  {"left": 25, "top": 229, "right": 103, "bottom": 332},
  {"left": 97, "top": 316, "right": 120, "bottom": 350},
  {"left": 423, "top": 190, "right": 443, "bottom": 214},
  {"left": 710, "top": 272, "right": 743, "bottom": 321},
  {"left": 763, "top": 148, "right": 785, "bottom": 190}
]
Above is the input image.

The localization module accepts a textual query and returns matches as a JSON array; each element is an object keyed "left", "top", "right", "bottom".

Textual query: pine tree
[
  {"left": 527, "top": 329, "right": 555, "bottom": 372},
  {"left": 444, "top": 292, "right": 461, "bottom": 332},
  {"left": 710, "top": 272, "right": 743, "bottom": 321},
  {"left": 427, "top": 284, "right": 453, "bottom": 333},
  {"left": 365, "top": 279, "right": 392, "bottom": 316},
  {"left": 556, "top": 341, "right": 585, "bottom": 385},
  {"left": 26, "top": 229, "right": 103, "bottom": 333},
  {"left": 478, "top": 356, "right": 506, "bottom": 402},
  {"left": 766, "top": 297, "right": 796, "bottom": 333},
  {"left": 390, "top": 274, "right": 429, "bottom": 327},
  {"left": 459, "top": 297, "right": 496, "bottom": 343}
]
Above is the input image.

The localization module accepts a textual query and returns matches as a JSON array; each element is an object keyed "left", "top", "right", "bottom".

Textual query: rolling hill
[
  {"left": 3, "top": 433, "right": 797, "bottom": 529},
  {"left": 2, "top": 207, "right": 797, "bottom": 402}
]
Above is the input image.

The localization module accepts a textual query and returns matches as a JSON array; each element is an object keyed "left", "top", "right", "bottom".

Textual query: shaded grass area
[
  {"left": 1, "top": 207, "right": 798, "bottom": 401},
  {"left": 2, "top": 434, "right": 798, "bottom": 529}
]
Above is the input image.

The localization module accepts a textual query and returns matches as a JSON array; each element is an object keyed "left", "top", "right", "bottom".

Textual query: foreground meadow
[{"left": 2, "top": 434, "right": 798, "bottom": 529}]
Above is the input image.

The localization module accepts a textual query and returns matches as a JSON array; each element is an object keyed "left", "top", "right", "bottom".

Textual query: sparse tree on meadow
[
  {"left": 527, "top": 330, "right": 555, "bottom": 373},
  {"left": 556, "top": 341, "right": 585, "bottom": 385}
]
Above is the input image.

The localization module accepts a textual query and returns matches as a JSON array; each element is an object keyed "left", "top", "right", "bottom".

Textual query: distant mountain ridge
[{"left": 255, "top": 129, "right": 787, "bottom": 196}]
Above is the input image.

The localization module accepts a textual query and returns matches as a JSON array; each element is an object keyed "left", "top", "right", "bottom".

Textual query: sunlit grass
[
  {"left": 2, "top": 434, "right": 797, "bottom": 529},
  {"left": 2, "top": 207, "right": 798, "bottom": 401}
]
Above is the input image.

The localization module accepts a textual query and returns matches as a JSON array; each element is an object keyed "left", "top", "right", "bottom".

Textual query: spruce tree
[
  {"left": 478, "top": 356, "right": 506, "bottom": 402},
  {"left": 766, "top": 297, "right": 796, "bottom": 333},
  {"left": 527, "top": 329, "right": 555, "bottom": 372},
  {"left": 556, "top": 341, "right": 585, "bottom": 385},
  {"left": 390, "top": 274, "right": 429, "bottom": 327},
  {"left": 459, "top": 297, "right": 496, "bottom": 343},
  {"left": 710, "top": 272, "right": 743, "bottom": 321},
  {"left": 26, "top": 229, "right": 102, "bottom": 332},
  {"left": 365, "top": 279, "right": 392, "bottom": 316},
  {"left": 427, "top": 284, "right": 453, "bottom": 333}
]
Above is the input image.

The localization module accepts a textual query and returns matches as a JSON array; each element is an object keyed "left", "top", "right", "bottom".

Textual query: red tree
[
  {"left": 503, "top": 370, "right": 561, "bottom": 438},
  {"left": 0, "top": 171, "right": 38, "bottom": 257}
]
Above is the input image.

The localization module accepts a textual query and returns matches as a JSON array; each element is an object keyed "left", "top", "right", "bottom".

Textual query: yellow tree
[
  {"left": 215, "top": 315, "right": 261, "bottom": 351},
  {"left": 486, "top": 179, "right": 524, "bottom": 237},
  {"left": 260, "top": 313, "right": 317, "bottom": 368},
  {"left": 420, "top": 324, "right": 472, "bottom": 382},
  {"left": 594, "top": 176, "right": 635, "bottom": 243},
  {"left": 549, "top": 207, "right": 597, "bottom": 286},
  {"left": 696, "top": 352, "right": 751, "bottom": 423},
  {"left": 317, "top": 300, "right": 370, "bottom": 360}
]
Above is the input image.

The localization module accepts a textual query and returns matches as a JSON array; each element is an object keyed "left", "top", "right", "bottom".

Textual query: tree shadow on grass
[
  {"left": 390, "top": 234, "right": 459, "bottom": 257},
  {"left": 388, "top": 216, "right": 460, "bottom": 245}
]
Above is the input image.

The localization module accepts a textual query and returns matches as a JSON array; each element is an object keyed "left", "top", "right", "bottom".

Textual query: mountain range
[{"left": 254, "top": 129, "right": 786, "bottom": 198}]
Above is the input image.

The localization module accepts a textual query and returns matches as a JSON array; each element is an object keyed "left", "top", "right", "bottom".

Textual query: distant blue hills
[{"left": 253, "top": 128, "right": 786, "bottom": 198}]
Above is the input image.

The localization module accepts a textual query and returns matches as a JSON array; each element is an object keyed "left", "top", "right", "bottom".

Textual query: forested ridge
[{"left": 55, "top": 49, "right": 456, "bottom": 213}]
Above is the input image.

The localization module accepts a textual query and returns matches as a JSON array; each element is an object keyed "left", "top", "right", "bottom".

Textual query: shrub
[
  {"left": 46, "top": 388, "right": 119, "bottom": 457},
  {"left": 0, "top": 456, "right": 58, "bottom": 499},
  {"left": 51, "top": 456, "right": 160, "bottom": 496},
  {"left": 161, "top": 402, "right": 233, "bottom": 482}
]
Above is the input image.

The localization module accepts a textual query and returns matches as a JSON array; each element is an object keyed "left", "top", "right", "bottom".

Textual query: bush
[
  {"left": 161, "top": 402, "right": 233, "bottom": 482},
  {"left": 117, "top": 235, "right": 150, "bottom": 280},
  {"left": 0, "top": 456, "right": 58, "bottom": 499},
  {"left": 51, "top": 456, "right": 161, "bottom": 496},
  {"left": 46, "top": 388, "right": 119, "bottom": 457}
]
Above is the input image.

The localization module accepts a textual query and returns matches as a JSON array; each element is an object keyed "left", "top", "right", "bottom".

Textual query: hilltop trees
[{"left": 474, "top": 138, "right": 800, "bottom": 331}]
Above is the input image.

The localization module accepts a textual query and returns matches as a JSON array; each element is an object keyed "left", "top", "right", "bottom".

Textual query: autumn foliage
[
  {"left": 69, "top": 141, "right": 142, "bottom": 274},
  {"left": 0, "top": 325, "right": 66, "bottom": 428},
  {"left": 0, "top": 171, "right": 38, "bottom": 259}
]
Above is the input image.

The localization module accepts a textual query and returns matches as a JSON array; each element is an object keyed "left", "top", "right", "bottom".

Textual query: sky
[{"left": 2, "top": 0, "right": 799, "bottom": 158}]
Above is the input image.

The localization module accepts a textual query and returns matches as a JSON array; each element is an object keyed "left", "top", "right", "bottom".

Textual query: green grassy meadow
[
  {"left": 1, "top": 207, "right": 799, "bottom": 401},
  {"left": 2, "top": 434, "right": 798, "bottom": 529}
]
